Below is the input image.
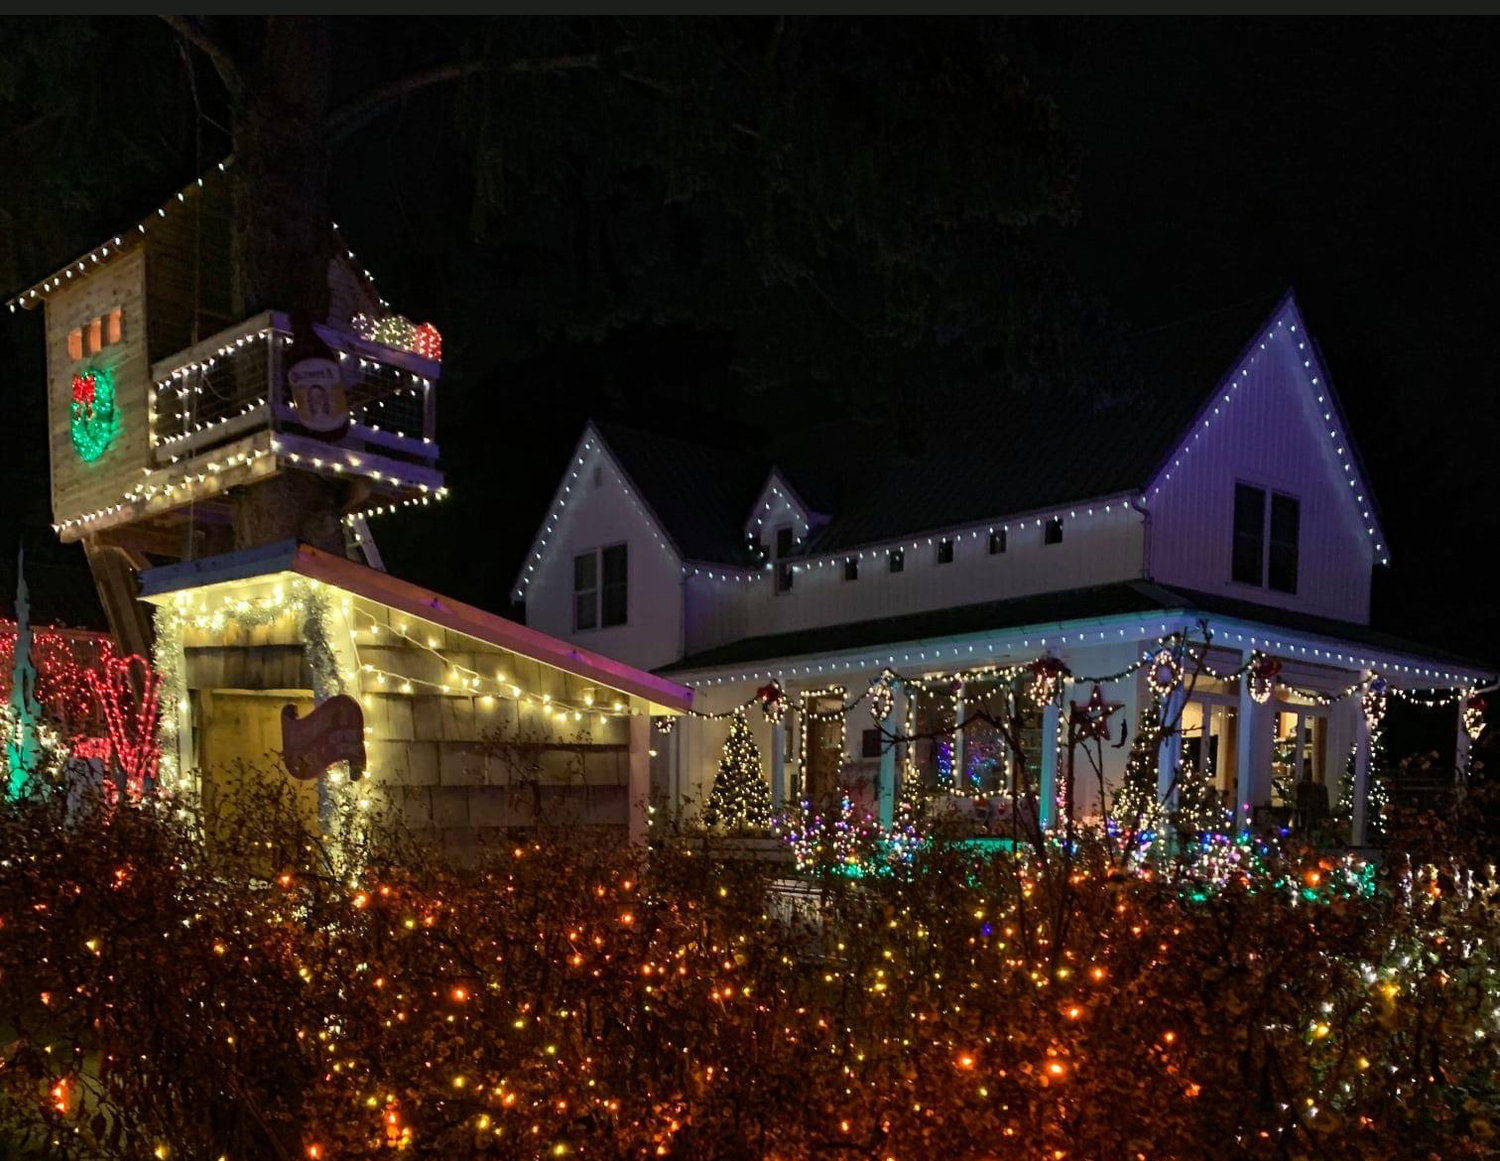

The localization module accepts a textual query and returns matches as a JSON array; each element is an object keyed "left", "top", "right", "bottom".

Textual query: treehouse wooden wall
[
  {"left": 45, "top": 247, "right": 151, "bottom": 533},
  {"left": 144, "top": 174, "right": 234, "bottom": 364}
]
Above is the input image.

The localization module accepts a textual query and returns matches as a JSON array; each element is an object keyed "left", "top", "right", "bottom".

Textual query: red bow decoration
[
  {"left": 1249, "top": 654, "right": 1282, "bottom": 704},
  {"left": 756, "top": 680, "right": 785, "bottom": 724},
  {"left": 85, "top": 651, "right": 161, "bottom": 800},
  {"left": 71, "top": 371, "right": 97, "bottom": 413}
]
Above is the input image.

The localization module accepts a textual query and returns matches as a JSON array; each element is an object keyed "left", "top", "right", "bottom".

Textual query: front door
[{"left": 804, "top": 692, "right": 846, "bottom": 806}]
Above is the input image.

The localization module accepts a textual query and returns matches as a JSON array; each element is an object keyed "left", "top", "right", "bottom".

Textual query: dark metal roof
[
  {"left": 659, "top": 579, "right": 1494, "bottom": 677},
  {"left": 594, "top": 423, "right": 768, "bottom": 565},
  {"left": 595, "top": 293, "right": 1289, "bottom": 564}
]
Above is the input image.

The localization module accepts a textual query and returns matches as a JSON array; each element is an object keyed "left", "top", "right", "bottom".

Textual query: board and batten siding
[
  {"left": 684, "top": 509, "right": 1146, "bottom": 657},
  {"left": 1145, "top": 335, "right": 1374, "bottom": 624},
  {"left": 45, "top": 247, "right": 152, "bottom": 531},
  {"left": 523, "top": 453, "right": 686, "bottom": 673}
]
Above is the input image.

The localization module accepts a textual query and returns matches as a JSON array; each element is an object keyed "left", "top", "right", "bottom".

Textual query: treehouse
[{"left": 8, "top": 164, "right": 445, "bottom": 652}]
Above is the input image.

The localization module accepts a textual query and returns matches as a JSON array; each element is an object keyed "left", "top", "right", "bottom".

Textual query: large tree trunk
[{"left": 226, "top": 17, "right": 349, "bottom": 554}]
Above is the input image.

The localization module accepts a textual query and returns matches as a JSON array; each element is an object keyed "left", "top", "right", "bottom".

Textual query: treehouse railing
[{"left": 148, "top": 311, "right": 438, "bottom": 470}]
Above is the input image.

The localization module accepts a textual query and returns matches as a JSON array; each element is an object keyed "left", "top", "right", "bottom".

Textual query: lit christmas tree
[
  {"left": 1337, "top": 726, "right": 1388, "bottom": 844},
  {"left": 703, "top": 710, "right": 773, "bottom": 829},
  {"left": 1172, "top": 755, "right": 1229, "bottom": 840},
  {"left": 1109, "top": 703, "right": 1164, "bottom": 836}
]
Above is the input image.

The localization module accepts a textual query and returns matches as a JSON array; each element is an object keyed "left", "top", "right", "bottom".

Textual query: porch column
[
  {"left": 952, "top": 681, "right": 967, "bottom": 792},
  {"left": 770, "top": 718, "right": 788, "bottom": 811},
  {"left": 1156, "top": 685, "right": 1186, "bottom": 813},
  {"left": 877, "top": 709, "right": 896, "bottom": 830},
  {"left": 1235, "top": 666, "right": 1268, "bottom": 831},
  {"left": 628, "top": 714, "right": 651, "bottom": 846},
  {"left": 1350, "top": 702, "right": 1372, "bottom": 848},
  {"left": 1455, "top": 702, "right": 1472, "bottom": 779},
  {"left": 1038, "top": 701, "right": 1061, "bottom": 830},
  {"left": 668, "top": 724, "right": 682, "bottom": 823}
]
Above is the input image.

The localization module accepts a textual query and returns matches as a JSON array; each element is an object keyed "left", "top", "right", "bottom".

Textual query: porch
[{"left": 659, "top": 592, "right": 1491, "bottom": 847}]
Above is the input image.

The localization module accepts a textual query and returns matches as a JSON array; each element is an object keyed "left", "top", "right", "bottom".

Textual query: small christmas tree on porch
[
  {"left": 704, "top": 710, "right": 773, "bottom": 829},
  {"left": 1110, "top": 703, "right": 1164, "bottom": 836}
]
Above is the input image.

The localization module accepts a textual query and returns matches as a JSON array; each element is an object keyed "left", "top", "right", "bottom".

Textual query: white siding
[
  {"left": 685, "top": 508, "right": 1146, "bottom": 656},
  {"left": 1146, "top": 334, "right": 1374, "bottom": 623},
  {"left": 524, "top": 452, "right": 685, "bottom": 672}
]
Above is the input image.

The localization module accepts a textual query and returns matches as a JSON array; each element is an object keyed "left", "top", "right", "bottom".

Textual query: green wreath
[{"left": 70, "top": 367, "right": 120, "bottom": 462}]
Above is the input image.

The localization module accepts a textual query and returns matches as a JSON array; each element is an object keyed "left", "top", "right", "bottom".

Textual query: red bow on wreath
[
  {"left": 1248, "top": 654, "right": 1282, "bottom": 704},
  {"left": 756, "top": 681, "right": 785, "bottom": 724}
]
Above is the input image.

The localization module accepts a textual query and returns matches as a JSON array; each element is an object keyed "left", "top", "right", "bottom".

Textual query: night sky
[{"left": 3, "top": 18, "right": 1497, "bottom": 664}]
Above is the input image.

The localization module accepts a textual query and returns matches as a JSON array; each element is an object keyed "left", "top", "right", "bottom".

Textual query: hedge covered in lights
[{"left": 1, "top": 778, "right": 1496, "bottom": 1160}]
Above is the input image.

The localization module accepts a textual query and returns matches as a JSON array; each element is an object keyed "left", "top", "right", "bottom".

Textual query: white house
[{"left": 516, "top": 290, "right": 1492, "bottom": 843}]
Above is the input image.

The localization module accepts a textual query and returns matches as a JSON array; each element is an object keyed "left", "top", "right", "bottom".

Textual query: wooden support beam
[{"left": 82, "top": 538, "right": 153, "bottom": 658}]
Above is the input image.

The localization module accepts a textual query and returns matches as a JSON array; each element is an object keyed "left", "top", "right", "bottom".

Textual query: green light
[{"left": 70, "top": 367, "right": 120, "bottom": 462}]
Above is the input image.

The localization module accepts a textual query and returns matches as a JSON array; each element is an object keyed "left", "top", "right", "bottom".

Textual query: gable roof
[{"left": 529, "top": 288, "right": 1385, "bottom": 573}]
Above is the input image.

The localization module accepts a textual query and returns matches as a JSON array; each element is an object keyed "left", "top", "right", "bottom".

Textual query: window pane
[
  {"left": 844, "top": 558, "right": 858, "bottom": 581},
  {"left": 601, "top": 582, "right": 627, "bottom": 626},
  {"left": 573, "top": 552, "right": 597, "bottom": 593},
  {"left": 601, "top": 544, "right": 628, "bottom": 585},
  {"left": 574, "top": 592, "right": 597, "bottom": 631},
  {"left": 937, "top": 538, "right": 954, "bottom": 564},
  {"left": 861, "top": 728, "right": 883, "bottom": 759},
  {"left": 600, "top": 545, "right": 628, "bottom": 625},
  {"left": 776, "top": 562, "right": 794, "bottom": 593},
  {"left": 1232, "top": 484, "right": 1265, "bottom": 585},
  {"left": 776, "top": 527, "right": 794, "bottom": 557},
  {"left": 1044, "top": 518, "right": 1063, "bottom": 545},
  {"left": 889, "top": 548, "right": 904, "bottom": 574},
  {"left": 989, "top": 529, "right": 1006, "bottom": 554},
  {"left": 1268, "top": 494, "right": 1299, "bottom": 593}
]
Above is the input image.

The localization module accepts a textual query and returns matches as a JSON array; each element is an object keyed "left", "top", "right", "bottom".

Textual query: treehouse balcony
[{"left": 55, "top": 310, "right": 446, "bottom": 548}]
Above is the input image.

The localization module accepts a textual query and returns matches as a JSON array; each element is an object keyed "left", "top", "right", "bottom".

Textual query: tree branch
[
  {"left": 160, "top": 15, "right": 244, "bottom": 101},
  {"left": 326, "top": 53, "right": 608, "bottom": 143}
]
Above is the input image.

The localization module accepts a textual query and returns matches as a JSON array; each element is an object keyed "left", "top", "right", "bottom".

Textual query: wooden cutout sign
[{"left": 281, "top": 694, "right": 366, "bottom": 781}]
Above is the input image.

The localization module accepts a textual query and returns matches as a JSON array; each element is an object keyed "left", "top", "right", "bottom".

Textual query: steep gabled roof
[{"left": 527, "top": 289, "right": 1386, "bottom": 573}]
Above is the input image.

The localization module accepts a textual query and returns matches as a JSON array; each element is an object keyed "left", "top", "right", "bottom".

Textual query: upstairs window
[
  {"left": 774, "top": 525, "right": 795, "bottom": 594},
  {"left": 573, "top": 544, "right": 628, "bottom": 629},
  {"left": 889, "top": 547, "right": 905, "bottom": 574},
  {"left": 1268, "top": 494, "right": 1300, "bottom": 593},
  {"left": 601, "top": 544, "right": 629, "bottom": 625},
  {"left": 1044, "top": 518, "right": 1063, "bottom": 545},
  {"left": 573, "top": 552, "right": 598, "bottom": 631},
  {"left": 844, "top": 557, "right": 859, "bottom": 581},
  {"left": 1233, "top": 483, "right": 1299, "bottom": 593},
  {"left": 989, "top": 529, "right": 1007, "bottom": 555},
  {"left": 936, "top": 537, "right": 954, "bottom": 564}
]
